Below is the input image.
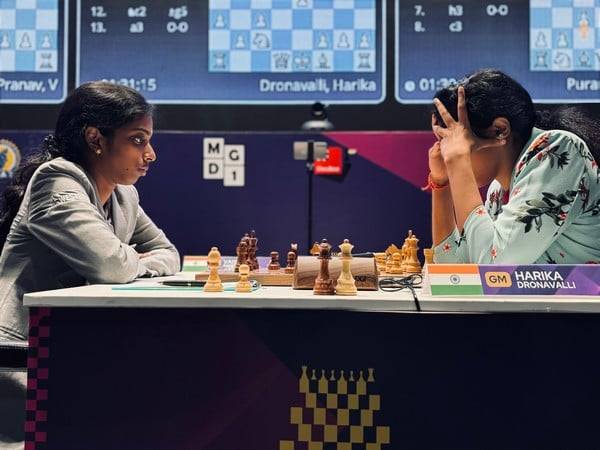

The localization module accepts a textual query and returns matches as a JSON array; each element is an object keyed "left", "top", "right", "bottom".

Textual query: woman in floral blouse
[{"left": 429, "top": 69, "right": 600, "bottom": 264}]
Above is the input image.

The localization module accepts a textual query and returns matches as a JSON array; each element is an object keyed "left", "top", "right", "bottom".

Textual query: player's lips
[{"left": 138, "top": 166, "right": 149, "bottom": 174}]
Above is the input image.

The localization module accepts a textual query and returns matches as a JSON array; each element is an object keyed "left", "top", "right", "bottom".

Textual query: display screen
[
  {"left": 0, "top": 0, "right": 68, "bottom": 103},
  {"left": 77, "top": 0, "right": 386, "bottom": 104},
  {"left": 395, "top": 0, "right": 600, "bottom": 104}
]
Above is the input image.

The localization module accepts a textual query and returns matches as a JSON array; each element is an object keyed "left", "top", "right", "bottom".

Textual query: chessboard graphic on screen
[
  {"left": 0, "top": 0, "right": 58, "bottom": 72},
  {"left": 0, "top": 0, "right": 67, "bottom": 103},
  {"left": 530, "top": 0, "right": 600, "bottom": 71},
  {"left": 208, "top": 0, "right": 376, "bottom": 73}
]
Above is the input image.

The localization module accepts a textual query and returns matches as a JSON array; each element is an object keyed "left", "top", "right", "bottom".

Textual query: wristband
[{"left": 421, "top": 173, "right": 449, "bottom": 192}]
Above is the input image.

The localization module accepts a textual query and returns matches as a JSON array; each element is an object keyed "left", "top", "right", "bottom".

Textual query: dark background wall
[{"left": 2, "top": 0, "right": 599, "bottom": 132}]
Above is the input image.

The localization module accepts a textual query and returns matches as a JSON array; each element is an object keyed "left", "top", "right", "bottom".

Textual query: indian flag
[
  {"left": 182, "top": 255, "right": 209, "bottom": 272},
  {"left": 427, "top": 264, "right": 484, "bottom": 296}
]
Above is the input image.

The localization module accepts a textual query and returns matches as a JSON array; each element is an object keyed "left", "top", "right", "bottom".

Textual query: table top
[{"left": 22, "top": 275, "right": 600, "bottom": 313}]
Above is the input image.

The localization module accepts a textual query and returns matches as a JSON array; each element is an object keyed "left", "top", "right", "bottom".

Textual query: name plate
[{"left": 425, "top": 264, "right": 600, "bottom": 296}]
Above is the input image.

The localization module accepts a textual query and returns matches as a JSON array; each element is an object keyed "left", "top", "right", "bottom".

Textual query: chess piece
[
  {"left": 358, "top": 53, "right": 371, "bottom": 69},
  {"left": 557, "top": 32, "right": 569, "bottom": 48},
  {"left": 374, "top": 252, "right": 387, "bottom": 274},
  {"left": 255, "top": 13, "right": 266, "bottom": 28},
  {"left": 290, "top": 243, "right": 298, "bottom": 258},
  {"left": 310, "top": 241, "right": 320, "bottom": 256},
  {"left": 213, "top": 52, "right": 226, "bottom": 69},
  {"left": 214, "top": 13, "right": 225, "bottom": 28},
  {"left": 41, "top": 33, "right": 51, "bottom": 48},
  {"left": 337, "top": 32, "right": 350, "bottom": 48},
  {"left": 285, "top": 251, "right": 296, "bottom": 274},
  {"left": 248, "top": 230, "right": 259, "bottom": 271},
  {"left": 400, "top": 238, "right": 409, "bottom": 273},
  {"left": 359, "top": 33, "right": 370, "bottom": 48},
  {"left": 313, "top": 239, "right": 334, "bottom": 295},
  {"left": 235, "top": 34, "right": 246, "bottom": 48},
  {"left": 235, "top": 240, "right": 248, "bottom": 272},
  {"left": 336, "top": 239, "right": 357, "bottom": 296},
  {"left": 1, "top": 33, "right": 10, "bottom": 49},
  {"left": 389, "top": 252, "right": 403, "bottom": 274},
  {"left": 317, "top": 33, "right": 328, "bottom": 48},
  {"left": 299, "top": 366, "right": 309, "bottom": 394},
  {"left": 404, "top": 231, "right": 422, "bottom": 274},
  {"left": 253, "top": 33, "right": 270, "bottom": 49},
  {"left": 235, "top": 263, "right": 252, "bottom": 293},
  {"left": 318, "top": 52, "right": 329, "bottom": 69},
  {"left": 337, "top": 370, "right": 347, "bottom": 394},
  {"left": 579, "top": 51, "right": 591, "bottom": 67},
  {"left": 535, "top": 51, "right": 548, "bottom": 68},
  {"left": 535, "top": 31, "right": 547, "bottom": 48},
  {"left": 268, "top": 251, "right": 281, "bottom": 271},
  {"left": 423, "top": 248, "right": 434, "bottom": 266},
  {"left": 578, "top": 11, "right": 590, "bottom": 40},
  {"left": 204, "top": 247, "right": 223, "bottom": 292},
  {"left": 19, "top": 32, "right": 32, "bottom": 49}
]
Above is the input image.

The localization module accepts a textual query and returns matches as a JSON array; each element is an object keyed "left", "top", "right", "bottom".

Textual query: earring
[{"left": 95, "top": 148, "right": 101, "bottom": 155}]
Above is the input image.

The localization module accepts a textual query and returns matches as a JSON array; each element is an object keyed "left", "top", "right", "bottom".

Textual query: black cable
[{"left": 379, "top": 274, "right": 422, "bottom": 311}]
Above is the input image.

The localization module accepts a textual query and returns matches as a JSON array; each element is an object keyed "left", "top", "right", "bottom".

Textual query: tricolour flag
[{"left": 427, "top": 264, "right": 484, "bottom": 296}]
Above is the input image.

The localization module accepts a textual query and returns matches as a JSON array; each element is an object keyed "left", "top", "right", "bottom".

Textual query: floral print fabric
[{"left": 434, "top": 127, "right": 600, "bottom": 264}]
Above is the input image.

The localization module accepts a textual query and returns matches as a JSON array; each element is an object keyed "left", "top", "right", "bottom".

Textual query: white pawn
[
  {"left": 0, "top": 33, "right": 9, "bottom": 49},
  {"left": 336, "top": 239, "right": 357, "bottom": 296},
  {"left": 557, "top": 32, "right": 569, "bottom": 48},
  {"left": 235, "top": 264, "right": 252, "bottom": 293},
  {"left": 359, "top": 33, "right": 370, "bottom": 48},
  {"left": 317, "top": 33, "right": 328, "bottom": 48},
  {"left": 235, "top": 34, "right": 246, "bottom": 48},
  {"left": 255, "top": 14, "right": 266, "bottom": 28},
  {"left": 214, "top": 14, "right": 225, "bottom": 28},
  {"left": 41, "top": 34, "right": 52, "bottom": 48},
  {"left": 535, "top": 32, "right": 547, "bottom": 48}
]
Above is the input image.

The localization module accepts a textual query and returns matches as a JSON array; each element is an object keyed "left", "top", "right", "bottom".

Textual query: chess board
[
  {"left": 0, "top": 0, "right": 59, "bottom": 73},
  {"left": 208, "top": 0, "right": 377, "bottom": 73},
  {"left": 530, "top": 0, "right": 600, "bottom": 71}
]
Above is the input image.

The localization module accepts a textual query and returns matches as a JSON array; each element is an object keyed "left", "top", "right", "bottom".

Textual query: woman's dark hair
[
  {"left": 432, "top": 69, "right": 600, "bottom": 162},
  {"left": 0, "top": 81, "right": 154, "bottom": 250}
]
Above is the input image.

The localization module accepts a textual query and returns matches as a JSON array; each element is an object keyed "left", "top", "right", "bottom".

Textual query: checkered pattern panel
[
  {"left": 24, "top": 307, "right": 51, "bottom": 450},
  {"left": 0, "top": 0, "right": 59, "bottom": 72},
  {"left": 208, "top": 0, "right": 376, "bottom": 72},
  {"left": 530, "top": 0, "right": 600, "bottom": 71},
  {"left": 280, "top": 366, "right": 390, "bottom": 450}
]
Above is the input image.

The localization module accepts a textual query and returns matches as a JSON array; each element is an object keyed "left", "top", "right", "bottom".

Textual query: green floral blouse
[{"left": 434, "top": 127, "right": 600, "bottom": 264}]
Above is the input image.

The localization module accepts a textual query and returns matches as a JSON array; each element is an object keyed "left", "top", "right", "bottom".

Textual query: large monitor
[
  {"left": 396, "top": 0, "right": 600, "bottom": 104},
  {"left": 76, "top": 0, "right": 386, "bottom": 104},
  {"left": 0, "top": 0, "right": 68, "bottom": 104}
]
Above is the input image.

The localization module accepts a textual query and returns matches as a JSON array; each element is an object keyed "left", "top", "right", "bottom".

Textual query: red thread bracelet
[{"left": 421, "top": 173, "right": 449, "bottom": 192}]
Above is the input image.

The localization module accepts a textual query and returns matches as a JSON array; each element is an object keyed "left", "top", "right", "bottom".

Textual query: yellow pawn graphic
[
  {"left": 204, "top": 247, "right": 224, "bottom": 292},
  {"left": 336, "top": 239, "right": 357, "bottom": 295},
  {"left": 235, "top": 263, "right": 252, "bottom": 293}
]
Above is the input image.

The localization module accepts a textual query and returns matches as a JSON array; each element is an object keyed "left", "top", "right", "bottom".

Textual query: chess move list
[{"left": 259, "top": 78, "right": 376, "bottom": 93}]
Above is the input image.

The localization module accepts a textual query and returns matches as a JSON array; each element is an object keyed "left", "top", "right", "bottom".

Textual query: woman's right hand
[{"left": 428, "top": 141, "right": 448, "bottom": 185}]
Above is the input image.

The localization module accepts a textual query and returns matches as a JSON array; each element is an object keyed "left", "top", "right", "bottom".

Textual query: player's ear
[
  {"left": 486, "top": 117, "right": 511, "bottom": 141},
  {"left": 84, "top": 126, "right": 108, "bottom": 154}
]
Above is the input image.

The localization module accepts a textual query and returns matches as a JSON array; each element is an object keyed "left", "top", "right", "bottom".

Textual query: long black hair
[
  {"left": 0, "top": 81, "right": 154, "bottom": 250},
  {"left": 433, "top": 69, "right": 600, "bottom": 162}
]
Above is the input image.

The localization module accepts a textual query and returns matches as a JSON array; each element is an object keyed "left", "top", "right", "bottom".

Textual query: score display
[
  {"left": 77, "top": 0, "right": 386, "bottom": 104},
  {"left": 396, "top": 1, "right": 600, "bottom": 104},
  {"left": 0, "top": 0, "right": 68, "bottom": 103}
]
